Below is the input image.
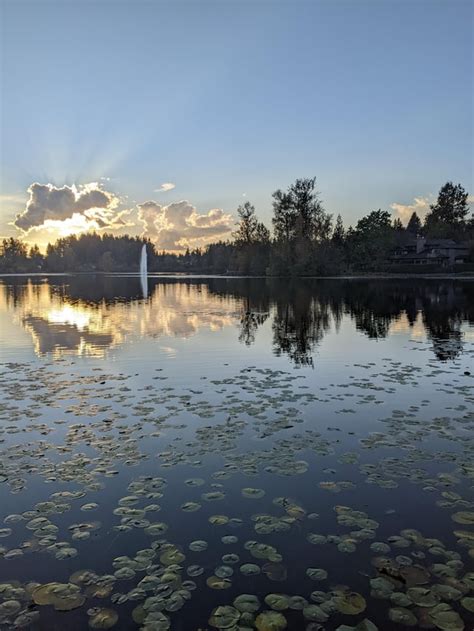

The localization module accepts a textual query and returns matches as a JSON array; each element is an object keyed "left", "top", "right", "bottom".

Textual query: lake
[{"left": 0, "top": 275, "right": 473, "bottom": 631}]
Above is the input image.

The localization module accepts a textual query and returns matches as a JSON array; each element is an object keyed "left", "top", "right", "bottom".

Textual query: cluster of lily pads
[
  {"left": 208, "top": 588, "right": 370, "bottom": 630},
  {"left": 0, "top": 349, "right": 472, "bottom": 629}
]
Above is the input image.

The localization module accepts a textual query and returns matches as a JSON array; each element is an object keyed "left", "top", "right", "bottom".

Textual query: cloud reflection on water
[
  {"left": 0, "top": 276, "right": 472, "bottom": 363},
  {"left": 0, "top": 280, "right": 239, "bottom": 357}
]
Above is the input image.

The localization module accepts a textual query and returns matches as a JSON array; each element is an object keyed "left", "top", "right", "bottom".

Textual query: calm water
[{"left": 0, "top": 275, "right": 473, "bottom": 631}]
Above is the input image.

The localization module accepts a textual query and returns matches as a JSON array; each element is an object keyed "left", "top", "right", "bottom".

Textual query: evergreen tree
[
  {"left": 29, "top": 244, "right": 44, "bottom": 270},
  {"left": 332, "top": 214, "right": 345, "bottom": 244},
  {"left": 392, "top": 217, "right": 404, "bottom": 232},
  {"left": 0, "top": 238, "right": 28, "bottom": 271},
  {"left": 254, "top": 222, "right": 270, "bottom": 243},
  {"left": 406, "top": 212, "right": 422, "bottom": 235}
]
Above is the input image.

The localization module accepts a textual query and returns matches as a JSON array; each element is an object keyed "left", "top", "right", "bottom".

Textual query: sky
[{"left": 0, "top": 0, "right": 472, "bottom": 251}]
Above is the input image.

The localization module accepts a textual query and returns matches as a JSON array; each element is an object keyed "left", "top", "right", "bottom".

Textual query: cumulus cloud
[
  {"left": 14, "top": 182, "right": 120, "bottom": 232},
  {"left": 154, "top": 182, "right": 176, "bottom": 192},
  {"left": 390, "top": 195, "right": 434, "bottom": 225},
  {"left": 137, "top": 200, "right": 233, "bottom": 251},
  {"left": 10, "top": 182, "right": 233, "bottom": 251}
]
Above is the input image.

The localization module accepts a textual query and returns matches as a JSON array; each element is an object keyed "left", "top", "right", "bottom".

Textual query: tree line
[{"left": 1, "top": 179, "right": 472, "bottom": 275}]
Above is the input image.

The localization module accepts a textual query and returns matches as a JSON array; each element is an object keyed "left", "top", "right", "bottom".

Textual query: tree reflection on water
[{"left": 0, "top": 275, "right": 472, "bottom": 363}]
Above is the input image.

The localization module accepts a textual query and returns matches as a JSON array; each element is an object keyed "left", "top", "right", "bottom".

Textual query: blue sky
[{"left": 1, "top": 0, "right": 472, "bottom": 249}]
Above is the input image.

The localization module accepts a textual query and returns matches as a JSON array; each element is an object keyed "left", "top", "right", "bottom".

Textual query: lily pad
[
  {"left": 242, "top": 487, "right": 265, "bottom": 499},
  {"left": 388, "top": 607, "right": 418, "bottom": 626},
  {"left": 264, "top": 594, "right": 289, "bottom": 611},
  {"left": 88, "top": 608, "right": 119, "bottom": 629},
  {"left": 240, "top": 563, "right": 261, "bottom": 576},
  {"left": 306, "top": 568, "right": 328, "bottom": 581},
  {"left": 461, "top": 596, "right": 474, "bottom": 613},
  {"left": 233, "top": 594, "right": 260, "bottom": 613},
  {"left": 32, "top": 582, "right": 85, "bottom": 611},
  {"left": 451, "top": 511, "right": 474, "bottom": 525},
  {"left": 206, "top": 576, "right": 232, "bottom": 589},
  {"left": 255, "top": 610, "right": 287, "bottom": 631},
  {"left": 209, "top": 605, "right": 240, "bottom": 629},
  {"left": 333, "top": 591, "right": 366, "bottom": 615}
]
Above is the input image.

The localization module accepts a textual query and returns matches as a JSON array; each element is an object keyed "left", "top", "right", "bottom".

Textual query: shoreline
[{"left": 1, "top": 271, "right": 474, "bottom": 280}]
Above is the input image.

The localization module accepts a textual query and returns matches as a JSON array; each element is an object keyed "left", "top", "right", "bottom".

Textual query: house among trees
[{"left": 390, "top": 235, "right": 469, "bottom": 267}]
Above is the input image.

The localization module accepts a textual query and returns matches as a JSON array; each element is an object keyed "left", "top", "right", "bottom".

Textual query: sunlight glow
[{"left": 0, "top": 281, "right": 239, "bottom": 357}]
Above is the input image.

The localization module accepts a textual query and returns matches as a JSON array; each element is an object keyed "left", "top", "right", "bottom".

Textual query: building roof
[
  {"left": 390, "top": 252, "right": 448, "bottom": 261},
  {"left": 424, "top": 239, "right": 468, "bottom": 249}
]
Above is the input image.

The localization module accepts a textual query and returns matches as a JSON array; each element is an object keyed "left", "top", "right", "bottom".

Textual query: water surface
[{"left": 0, "top": 276, "right": 473, "bottom": 631}]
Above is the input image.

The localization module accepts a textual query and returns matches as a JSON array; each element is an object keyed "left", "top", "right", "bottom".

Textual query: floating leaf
[
  {"left": 461, "top": 596, "right": 474, "bottom": 613},
  {"left": 333, "top": 591, "right": 366, "bottom": 615},
  {"left": 407, "top": 587, "right": 439, "bottom": 607},
  {"left": 189, "top": 540, "right": 208, "bottom": 552},
  {"left": 306, "top": 568, "right": 328, "bottom": 581},
  {"left": 208, "top": 605, "right": 240, "bottom": 629},
  {"left": 264, "top": 594, "right": 289, "bottom": 611},
  {"left": 451, "top": 511, "right": 474, "bottom": 525},
  {"left": 388, "top": 607, "right": 418, "bottom": 626},
  {"left": 209, "top": 515, "right": 229, "bottom": 526},
  {"left": 160, "top": 548, "right": 185, "bottom": 565},
  {"left": 240, "top": 563, "right": 261, "bottom": 576},
  {"left": 255, "top": 610, "right": 287, "bottom": 631},
  {"left": 32, "top": 583, "right": 85, "bottom": 611},
  {"left": 88, "top": 608, "right": 119, "bottom": 629},
  {"left": 233, "top": 594, "right": 260, "bottom": 613},
  {"left": 180, "top": 501, "right": 201, "bottom": 512},
  {"left": 428, "top": 605, "right": 464, "bottom": 631},
  {"left": 206, "top": 576, "right": 232, "bottom": 590},
  {"left": 242, "top": 487, "right": 265, "bottom": 499},
  {"left": 302, "top": 604, "right": 329, "bottom": 622}
]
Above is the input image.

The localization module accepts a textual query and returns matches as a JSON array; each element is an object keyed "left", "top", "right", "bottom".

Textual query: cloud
[
  {"left": 390, "top": 195, "right": 434, "bottom": 224},
  {"left": 154, "top": 182, "right": 176, "bottom": 192},
  {"left": 391, "top": 192, "right": 474, "bottom": 225},
  {"left": 13, "top": 182, "right": 120, "bottom": 232},
  {"left": 10, "top": 182, "right": 233, "bottom": 252},
  {"left": 137, "top": 200, "right": 233, "bottom": 251}
]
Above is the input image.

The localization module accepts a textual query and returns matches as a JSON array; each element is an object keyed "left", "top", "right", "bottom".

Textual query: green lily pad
[
  {"left": 242, "top": 487, "right": 265, "bottom": 499},
  {"left": 388, "top": 607, "right": 418, "bottom": 626},
  {"left": 255, "top": 610, "right": 287, "bottom": 631},
  {"left": 264, "top": 594, "right": 289, "bottom": 611},
  {"left": 32, "top": 582, "right": 85, "bottom": 611},
  {"left": 333, "top": 591, "right": 366, "bottom": 615},
  {"left": 460, "top": 596, "right": 474, "bottom": 613},
  {"left": 306, "top": 568, "right": 328, "bottom": 581},
  {"left": 208, "top": 605, "right": 240, "bottom": 629},
  {"left": 240, "top": 563, "right": 261, "bottom": 576},
  {"left": 206, "top": 576, "right": 232, "bottom": 589},
  {"left": 233, "top": 594, "right": 260, "bottom": 613},
  {"left": 451, "top": 511, "right": 474, "bottom": 525},
  {"left": 88, "top": 608, "right": 119, "bottom": 629}
]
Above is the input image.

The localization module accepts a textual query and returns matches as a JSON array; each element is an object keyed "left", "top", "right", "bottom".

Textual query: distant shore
[{"left": 1, "top": 271, "right": 474, "bottom": 280}]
